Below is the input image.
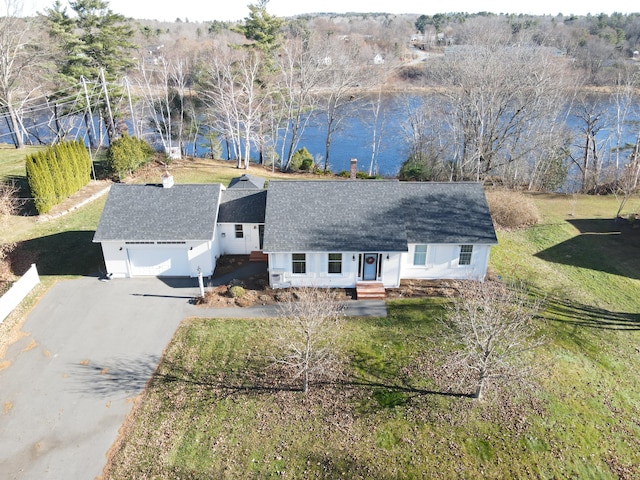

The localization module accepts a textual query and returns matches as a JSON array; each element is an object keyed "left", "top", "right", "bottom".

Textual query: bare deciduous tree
[
  {"left": 272, "top": 34, "right": 321, "bottom": 171},
  {"left": 136, "top": 57, "right": 190, "bottom": 158},
  {"left": 0, "top": 0, "right": 45, "bottom": 148},
  {"left": 422, "top": 24, "right": 571, "bottom": 185},
  {"left": 270, "top": 288, "right": 344, "bottom": 394},
  {"left": 441, "top": 281, "right": 545, "bottom": 401},
  {"left": 199, "top": 48, "right": 265, "bottom": 169},
  {"left": 315, "top": 34, "right": 376, "bottom": 173},
  {"left": 569, "top": 99, "right": 609, "bottom": 193}
]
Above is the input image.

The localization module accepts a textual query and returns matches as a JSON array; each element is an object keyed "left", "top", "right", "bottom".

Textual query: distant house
[{"left": 93, "top": 177, "right": 497, "bottom": 296}]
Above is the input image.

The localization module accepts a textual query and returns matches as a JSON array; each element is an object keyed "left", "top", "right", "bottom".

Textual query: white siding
[
  {"left": 101, "top": 242, "right": 129, "bottom": 278},
  {"left": 128, "top": 247, "right": 190, "bottom": 276},
  {"left": 100, "top": 240, "right": 216, "bottom": 278},
  {"left": 400, "top": 244, "right": 492, "bottom": 281},
  {"left": 381, "top": 253, "right": 402, "bottom": 288},
  {"left": 218, "top": 223, "right": 263, "bottom": 255},
  {"left": 267, "top": 252, "right": 403, "bottom": 288}
]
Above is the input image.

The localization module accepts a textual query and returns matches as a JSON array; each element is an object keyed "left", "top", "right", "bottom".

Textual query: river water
[
  {"left": 193, "top": 92, "right": 640, "bottom": 178},
  {"left": 5, "top": 92, "right": 639, "bottom": 179}
]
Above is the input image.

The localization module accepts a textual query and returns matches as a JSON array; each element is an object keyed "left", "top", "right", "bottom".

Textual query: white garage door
[{"left": 127, "top": 247, "right": 190, "bottom": 277}]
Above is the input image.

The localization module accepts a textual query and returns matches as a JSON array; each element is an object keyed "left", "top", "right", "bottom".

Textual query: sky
[{"left": 22, "top": 0, "right": 639, "bottom": 22}]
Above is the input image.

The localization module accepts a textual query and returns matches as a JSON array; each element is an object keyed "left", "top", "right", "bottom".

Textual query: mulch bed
[{"left": 197, "top": 255, "right": 465, "bottom": 308}]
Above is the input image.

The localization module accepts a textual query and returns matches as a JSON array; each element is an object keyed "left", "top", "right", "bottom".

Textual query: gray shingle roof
[
  {"left": 218, "top": 189, "right": 267, "bottom": 224},
  {"left": 228, "top": 174, "right": 265, "bottom": 189},
  {"left": 263, "top": 180, "right": 409, "bottom": 252},
  {"left": 399, "top": 182, "right": 498, "bottom": 244},
  {"left": 262, "top": 180, "right": 497, "bottom": 252},
  {"left": 93, "top": 183, "right": 222, "bottom": 242}
]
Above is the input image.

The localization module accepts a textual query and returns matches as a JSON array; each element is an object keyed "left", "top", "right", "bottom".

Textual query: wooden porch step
[
  {"left": 249, "top": 251, "right": 268, "bottom": 262},
  {"left": 356, "top": 282, "right": 386, "bottom": 300}
]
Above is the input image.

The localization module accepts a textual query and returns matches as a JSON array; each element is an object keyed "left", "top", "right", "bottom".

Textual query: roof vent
[{"left": 162, "top": 172, "right": 174, "bottom": 188}]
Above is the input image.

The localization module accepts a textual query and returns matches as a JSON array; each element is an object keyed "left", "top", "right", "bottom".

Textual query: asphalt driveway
[
  {"left": 0, "top": 276, "right": 204, "bottom": 480},
  {"left": 0, "top": 276, "right": 387, "bottom": 479}
]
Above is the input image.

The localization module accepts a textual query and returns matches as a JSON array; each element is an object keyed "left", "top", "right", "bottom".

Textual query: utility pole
[
  {"left": 100, "top": 68, "right": 117, "bottom": 141},
  {"left": 81, "top": 76, "right": 97, "bottom": 148},
  {"left": 124, "top": 76, "right": 138, "bottom": 138}
]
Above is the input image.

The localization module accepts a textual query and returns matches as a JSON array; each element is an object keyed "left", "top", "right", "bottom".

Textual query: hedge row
[{"left": 25, "top": 140, "right": 92, "bottom": 214}]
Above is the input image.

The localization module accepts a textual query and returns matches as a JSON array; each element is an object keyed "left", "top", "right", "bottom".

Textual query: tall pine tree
[{"left": 45, "top": 0, "right": 135, "bottom": 141}]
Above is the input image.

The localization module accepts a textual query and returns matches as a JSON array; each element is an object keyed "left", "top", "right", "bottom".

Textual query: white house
[
  {"left": 93, "top": 177, "right": 497, "bottom": 297},
  {"left": 262, "top": 180, "right": 497, "bottom": 296},
  {"left": 93, "top": 181, "right": 223, "bottom": 278},
  {"left": 216, "top": 189, "right": 266, "bottom": 256}
]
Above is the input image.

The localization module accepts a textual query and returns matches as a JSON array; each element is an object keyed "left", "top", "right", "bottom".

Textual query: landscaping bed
[{"left": 197, "top": 255, "right": 469, "bottom": 307}]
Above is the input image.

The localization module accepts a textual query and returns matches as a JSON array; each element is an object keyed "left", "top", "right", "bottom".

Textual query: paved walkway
[{"left": 0, "top": 276, "right": 386, "bottom": 480}]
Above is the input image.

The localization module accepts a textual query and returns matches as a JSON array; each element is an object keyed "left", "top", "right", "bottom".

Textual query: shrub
[
  {"left": 229, "top": 285, "right": 245, "bottom": 298},
  {"left": 26, "top": 151, "right": 55, "bottom": 214},
  {"left": 0, "top": 242, "right": 15, "bottom": 283},
  {"left": 25, "top": 141, "right": 92, "bottom": 215},
  {"left": 289, "top": 147, "right": 314, "bottom": 172},
  {"left": 0, "top": 182, "right": 18, "bottom": 219},
  {"left": 106, "top": 134, "right": 155, "bottom": 180},
  {"left": 486, "top": 189, "right": 540, "bottom": 230},
  {"left": 337, "top": 170, "right": 378, "bottom": 179}
]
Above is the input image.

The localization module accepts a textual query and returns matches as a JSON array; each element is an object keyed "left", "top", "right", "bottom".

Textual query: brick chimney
[{"left": 350, "top": 158, "right": 357, "bottom": 180}]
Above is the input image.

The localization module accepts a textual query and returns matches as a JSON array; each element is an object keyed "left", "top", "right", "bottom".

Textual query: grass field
[
  {"left": 2, "top": 150, "right": 640, "bottom": 478},
  {"left": 102, "top": 191, "right": 640, "bottom": 479}
]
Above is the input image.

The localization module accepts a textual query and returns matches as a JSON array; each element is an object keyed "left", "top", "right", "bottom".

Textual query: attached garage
[
  {"left": 126, "top": 244, "right": 190, "bottom": 277},
  {"left": 93, "top": 181, "right": 223, "bottom": 278}
]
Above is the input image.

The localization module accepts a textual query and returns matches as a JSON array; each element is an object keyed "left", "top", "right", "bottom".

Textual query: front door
[{"left": 363, "top": 253, "right": 378, "bottom": 281}]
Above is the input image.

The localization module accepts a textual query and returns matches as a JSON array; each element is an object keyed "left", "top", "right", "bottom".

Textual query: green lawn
[
  {"left": 0, "top": 143, "right": 42, "bottom": 181},
  {"left": 103, "top": 192, "right": 640, "bottom": 479},
  {"left": 2, "top": 152, "right": 640, "bottom": 478}
]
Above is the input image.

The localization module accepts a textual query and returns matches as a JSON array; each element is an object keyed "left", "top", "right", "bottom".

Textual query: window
[
  {"left": 234, "top": 224, "right": 244, "bottom": 238},
  {"left": 328, "top": 253, "right": 342, "bottom": 274},
  {"left": 459, "top": 245, "right": 473, "bottom": 265},
  {"left": 413, "top": 245, "right": 427, "bottom": 265},
  {"left": 292, "top": 253, "right": 306, "bottom": 274}
]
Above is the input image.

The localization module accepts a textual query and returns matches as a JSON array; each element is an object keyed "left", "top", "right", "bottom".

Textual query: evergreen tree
[
  {"left": 77, "top": 140, "right": 93, "bottom": 183},
  {"left": 63, "top": 142, "right": 83, "bottom": 191},
  {"left": 45, "top": 148, "right": 65, "bottom": 201},
  {"left": 45, "top": 0, "right": 135, "bottom": 141},
  {"left": 55, "top": 143, "right": 75, "bottom": 196},
  {"left": 237, "top": 0, "right": 284, "bottom": 54},
  {"left": 26, "top": 152, "right": 56, "bottom": 214}
]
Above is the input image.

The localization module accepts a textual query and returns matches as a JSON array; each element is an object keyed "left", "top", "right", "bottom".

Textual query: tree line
[{"left": 1, "top": 0, "right": 640, "bottom": 193}]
